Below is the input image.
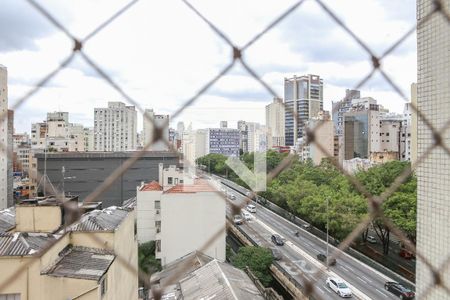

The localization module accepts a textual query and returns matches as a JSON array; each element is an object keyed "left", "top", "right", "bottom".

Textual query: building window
[
  {"left": 168, "top": 177, "right": 173, "bottom": 184},
  {"left": 155, "top": 201, "right": 161, "bottom": 209}
]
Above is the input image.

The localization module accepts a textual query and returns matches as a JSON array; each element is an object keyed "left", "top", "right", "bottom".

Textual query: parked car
[
  {"left": 366, "top": 235, "right": 377, "bottom": 244},
  {"left": 326, "top": 277, "right": 352, "bottom": 298},
  {"left": 246, "top": 204, "right": 256, "bottom": 213},
  {"left": 270, "top": 247, "right": 282, "bottom": 260},
  {"left": 228, "top": 194, "right": 236, "bottom": 200},
  {"left": 384, "top": 282, "right": 415, "bottom": 299},
  {"left": 242, "top": 211, "right": 252, "bottom": 221},
  {"left": 317, "top": 253, "right": 337, "bottom": 266},
  {"left": 399, "top": 249, "right": 415, "bottom": 259},
  {"left": 302, "top": 223, "right": 311, "bottom": 230},
  {"left": 233, "top": 214, "right": 243, "bottom": 225},
  {"left": 271, "top": 234, "right": 284, "bottom": 246}
]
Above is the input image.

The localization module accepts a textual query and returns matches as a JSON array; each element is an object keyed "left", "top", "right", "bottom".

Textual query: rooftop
[
  {"left": 18, "top": 195, "right": 79, "bottom": 207},
  {"left": 140, "top": 181, "right": 163, "bottom": 191},
  {"left": 121, "top": 196, "right": 137, "bottom": 210},
  {"left": 0, "top": 232, "right": 61, "bottom": 256},
  {"left": 0, "top": 207, "right": 15, "bottom": 233},
  {"left": 179, "top": 260, "right": 264, "bottom": 300},
  {"left": 68, "top": 206, "right": 129, "bottom": 232},
  {"left": 164, "top": 179, "right": 217, "bottom": 194},
  {"left": 43, "top": 245, "right": 115, "bottom": 281}
]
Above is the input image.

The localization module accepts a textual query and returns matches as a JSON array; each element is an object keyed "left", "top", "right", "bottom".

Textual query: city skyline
[{"left": 0, "top": 0, "right": 416, "bottom": 134}]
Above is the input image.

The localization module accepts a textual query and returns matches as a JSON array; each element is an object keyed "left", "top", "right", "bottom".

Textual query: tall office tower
[
  {"left": 0, "top": 65, "right": 8, "bottom": 209},
  {"left": 266, "top": 97, "right": 285, "bottom": 148},
  {"left": 143, "top": 109, "right": 169, "bottom": 151},
  {"left": 416, "top": 1, "right": 450, "bottom": 298},
  {"left": 94, "top": 101, "right": 137, "bottom": 151},
  {"left": 237, "top": 120, "right": 248, "bottom": 153},
  {"left": 332, "top": 89, "right": 361, "bottom": 136},
  {"left": 284, "top": 74, "right": 323, "bottom": 146}
]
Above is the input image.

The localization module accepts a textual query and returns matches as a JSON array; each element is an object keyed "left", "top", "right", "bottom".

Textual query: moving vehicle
[
  {"left": 326, "top": 277, "right": 352, "bottom": 298},
  {"left": 270, "top": 247, "right": 282, "bottom": 260},
  {"left": 317, "top": 253, "right": 337, "bottom": 266},
  {"left": 302, "top": 223, "right": 311, "bottom": 230},
  {"left": 233, "top": 215, "right": 243, "bottom": 225},
  {"left": 399, "top": 249, "right": 415, "bottom": 259},
  {"left": 242, "top": 211, "right": 252, "bottom": 221},
  {"left": 366, "top": 235, "right": 377, "bottom": 244},
  {"left": 228, "top": 193, "right": 236, "bottom": 200},
  {"left": 246, "top": 204, "right": 256, "bottom": 213},
  {"left": 271, "top": 234, "right": 284, "bottom": 246},
  {"left": 384, "top": 282, "right": 415, "bottom": 299}
]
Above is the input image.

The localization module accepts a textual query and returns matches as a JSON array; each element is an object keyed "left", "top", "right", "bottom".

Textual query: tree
[
  {"left": 138, "top": 241, "right": 161, "bottom": 285},
  {"left": 232, "top": 246, "right": 273, "bottom": 286}
]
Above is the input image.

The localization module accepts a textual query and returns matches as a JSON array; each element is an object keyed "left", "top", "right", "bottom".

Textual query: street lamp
[{"left": 326, "top": 197, "right": 330, "bottom": 270}]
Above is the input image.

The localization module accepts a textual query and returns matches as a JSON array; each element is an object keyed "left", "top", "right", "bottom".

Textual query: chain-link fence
[{"left": 1, "top": 0, "right": 450, "bottom": 299}]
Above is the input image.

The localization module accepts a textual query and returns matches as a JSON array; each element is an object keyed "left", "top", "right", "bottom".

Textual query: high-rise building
[
  {"left": 410, "top": 83, "right": 418, "bottom": 165},
  {"left": 284, "top": 74, "right": 323, "bottom": 146},
  {"left": 416, "top": 1, "right": 450, "bottom": 298},
  {"left": 206, "top": 126, "right": 240, "bottom": 157},
  {"left": 94, "top": 102, "right": 137, "bottom": 151},
  {"left": 266, "top": 97, "right": 285, "bottom": 148},
  {"left": 31, "top": 112, "right": 86, "bottom": 152},
  {"left": 0, "top": 65, "right": 8, "bottom": 210},
  {"left": 300, "top": 111, "right": 334, "bottom": 165},
  {"left": 237, "top": 120, "right": 248, "bottom": 153},
  {"left": 332, "top": 89, "right": 361, "bottom": 136},
  {"left": 143, "top": 109, "right": 169, "bottom": 151}
]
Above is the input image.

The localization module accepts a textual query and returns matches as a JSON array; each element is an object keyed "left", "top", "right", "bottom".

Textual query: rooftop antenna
[{"left": 35, "top": 115, "right": 56, "bottom": 197}]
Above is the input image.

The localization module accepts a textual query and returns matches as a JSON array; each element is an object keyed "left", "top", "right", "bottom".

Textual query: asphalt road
[{"left": 220, "top": 181, "right": 401, "bottom": 300}]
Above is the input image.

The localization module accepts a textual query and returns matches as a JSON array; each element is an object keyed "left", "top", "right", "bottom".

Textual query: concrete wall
[
  {"left": 159, "top": 191, "right": 226, "bottom": 266},
  {"left": 36, "top": 152, "right": 179, "bottom": 207},
  {"left": 15, "top": 206, "right": 62, "bottom": 232},
  {"left": 137, "top": 190, "right": 161, "bottom": 243}
]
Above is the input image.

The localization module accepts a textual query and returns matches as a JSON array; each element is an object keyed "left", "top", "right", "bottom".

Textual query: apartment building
[
  {"left": 300, "top": 111, "right": 334, "bottom": 165},
  {"left": 182, "top": 129, "right": 206, "bottom": 167},
  {"left": 284, "top": 74, "right": 323, "bottom": 146},
  {"left": 0, "top": 196, "right": 138, "bottom": 300},
  {"left": 0, "top": 65, "right": 8, "bottom": 210},
  {"left": 94, "top": 101, "right": 137, "bottom": 151},
  {"left": 31, "top": 112, "right": 86, "bottom": 152},
  {"left": 266, "top": 97, "right": 285, "bottom": 148},
  {"left": 206, "top": 127, "right": 240, "bottom": 157},
  {"left": 416, "top": 0, "right": 450, "bottom": 298},
  {"left": 237, "top": 120, "right": 249, "bottom": 153},
  {"left": 136, "top": 167, "right": 225, "bottom": 266},
  {"left": 143, "top": 109, "right": 169, "bottom": 151}
]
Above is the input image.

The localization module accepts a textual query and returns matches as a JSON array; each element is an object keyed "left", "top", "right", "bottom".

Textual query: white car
[
  {"left": 366, "top": 235, "right": 377, "bottom": 244},
  {"left": 326, "top": 277, "right": 352, "bottom": 298},
  {"left": 246, "top": 204, "right": 256, "bottom": 213},
  {"left": 242, "top": 211, "right": 252, "bottom": 221}
]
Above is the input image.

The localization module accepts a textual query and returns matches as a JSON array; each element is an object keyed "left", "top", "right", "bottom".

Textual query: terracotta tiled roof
[
  {"left": 164, "top": 179, "right": 217, "bottom": 194},
  {"left": 140, "top": 181, "right": 163, "bottom": 191}
]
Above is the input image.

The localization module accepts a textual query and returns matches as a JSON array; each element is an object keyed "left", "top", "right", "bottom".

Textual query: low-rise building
[{"left": 0, "top": 197, "right": 138, "bottom": 300}]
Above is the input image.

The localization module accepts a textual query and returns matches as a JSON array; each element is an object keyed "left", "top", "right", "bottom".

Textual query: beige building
[
  {"left": 182, "top": 129, "right": 206, "bottom": 167},
  {"left": 300, "top": 111, "right": 334, "bottom": 165},
  {"left": 410, "top": 83, "right": 417, "bottom": 165},
  {"left": 143, "top": 109, "right": 169, "bottom": 151},
  {"left": 416, "top": 0, "right": 450, "bottom": 298},
  {"left": 0, "top": 197, "right": 138, "bottom": 300},
  {"left": 266, "top": 97, "right": 285, "bottom": 148}
]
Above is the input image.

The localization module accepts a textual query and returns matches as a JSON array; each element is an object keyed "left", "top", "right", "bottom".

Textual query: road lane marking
[
  {"left": 255, "top": 218, "right": 373, "bottom": 300},
  {"left": 361, "top": 275, "right": 371, "bottom": 282},
  {"left": 357, "top": 276, "right": 368, "bottom": 284},
  {"left": 375, "top": 289, "right": 389, "bottom": 298},
  {"left": 339, "top": 265, "right": 349, "bottom": 272}
]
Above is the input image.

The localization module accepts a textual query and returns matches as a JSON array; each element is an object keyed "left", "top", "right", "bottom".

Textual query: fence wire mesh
[{"left": 1, "top": 0, "right": 450, "bottom": 299}]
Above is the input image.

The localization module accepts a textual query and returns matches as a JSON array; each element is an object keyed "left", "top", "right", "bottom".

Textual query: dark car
[
  {"left": 317, "top": 253, "right": 337, "bottom": 266},
  {"left": 270, "top": 247, "right": 282, "bottom": 260},
  {"left": 384, "top": 282, "right": 415, "bottom": 299},
  {"left": 271, "top": 234, "right": 284, "bottom": 246}
]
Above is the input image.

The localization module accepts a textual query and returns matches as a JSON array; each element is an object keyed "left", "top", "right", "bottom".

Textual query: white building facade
[
  {"left": 94, "top": 101, "right": 137, "bottom": 151},
  {"left": 0, "top": 65, "right": 8, "bottom": 209},
  {"left": 416, "top": 1, "right": 450, "bottom": 298},
  {"left": 206, "top": 127, "right": 240, "bottom": 157}
]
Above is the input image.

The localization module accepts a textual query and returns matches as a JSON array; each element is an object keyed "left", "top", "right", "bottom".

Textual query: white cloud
[{"left": 1, "top": 0, "right": 417, "bottom": 133}]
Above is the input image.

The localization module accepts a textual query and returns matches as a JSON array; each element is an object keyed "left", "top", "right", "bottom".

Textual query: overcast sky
[{"left": 0, "top": 0, "right": 417, "bottom": 133}]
